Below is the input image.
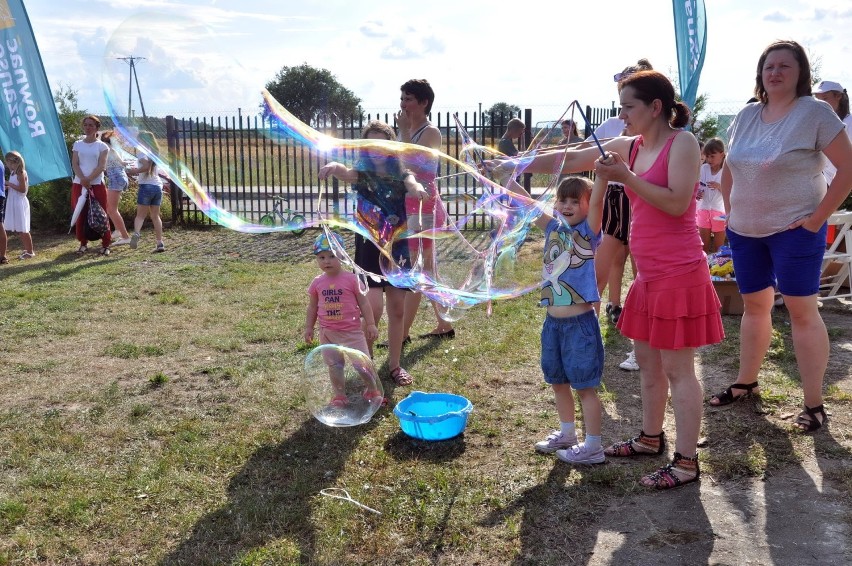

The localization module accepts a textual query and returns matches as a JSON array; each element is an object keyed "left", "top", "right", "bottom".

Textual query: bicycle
[{"left": 259, "top": 196, "right": 307, "bottom": 236}]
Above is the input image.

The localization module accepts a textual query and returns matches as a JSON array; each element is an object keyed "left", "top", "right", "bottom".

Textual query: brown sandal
[
  {"left": 389, "top": 367, "right": 413, "bottom": 386},
  {"left": 640, "top": 452, "right": 700, "bottom": 490},
  {"left": 604, "top": 430, "right": 665, "bottom": 457}
]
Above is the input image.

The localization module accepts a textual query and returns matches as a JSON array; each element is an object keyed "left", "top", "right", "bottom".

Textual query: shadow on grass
[
  {"left": 160, "top": 340, "right": 470, "bottom": 565},
  {"left": 479, "top": 462, "right": 607, "bottom": 565},
  {"left": 383, "top": 431, "right": 467, "bottom": 462},
  {"left": 699, "top": 304, "right": 852, "bottom": 564},
  {"left": 160, "top": 418, "right": 378, "bottom": 565}
]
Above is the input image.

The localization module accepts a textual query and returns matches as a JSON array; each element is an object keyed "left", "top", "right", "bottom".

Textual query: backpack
[{"left": 85, "top": 189, "right": 110, "bottom": 240}]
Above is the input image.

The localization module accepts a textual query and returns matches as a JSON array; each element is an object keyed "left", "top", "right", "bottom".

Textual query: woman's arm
[
  {"left": 720, "top": 162, "right": 732, "bottom": 216},
  {"left": 504, "top": 178, "right": 551, "bottom": 231},
  {"left": 125, "top": 157, "right": 152, "bottom": 176},
  {"left": 795, "top": 130, "right": 852, "bottom": 231},
  {"left": 318, "top": 162, "right": 359, "bottom": 183},
  {"left": 594, "top": 133, "right": 699, "bottom": 216},
  {"left": 492, "top": 137, "right": 630, "bottom": 182},
  {"left": 90, "top": 147, "right": 108, "bottom": 183},
  {"left": 71, "top": 150, "right": 87, "bottom": 186},
  {"left": 587, "top": 171, "right": 607, "bottom": 235},
  {"left": 402, "top": 173, "right": 428, "bottom": 200}
]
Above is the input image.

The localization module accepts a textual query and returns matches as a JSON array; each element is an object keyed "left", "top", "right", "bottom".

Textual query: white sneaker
[
  {"left": 556, "top": 443, "right": 605, "bottom": 465},
  {"left": 534, "top": 430, "right": 577, "bottom": 454},
  {"left": 619, "top": 351, "right": 639, "bottom": 371},
  {"left": 113, "top": 237, "right": 132, "bottom": 246}
]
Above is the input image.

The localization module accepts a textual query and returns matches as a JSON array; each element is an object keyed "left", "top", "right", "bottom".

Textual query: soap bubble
[
  {"left": 101, "top": 18, "right": 597, "bottom": 321},
  {"left": 302, "top": 344, "right": 384, "bottom": 427}
]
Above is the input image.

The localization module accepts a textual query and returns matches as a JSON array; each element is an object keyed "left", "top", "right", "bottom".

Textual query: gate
[{"left": 165, "top": 106, "right": 616, "bottom": 228}]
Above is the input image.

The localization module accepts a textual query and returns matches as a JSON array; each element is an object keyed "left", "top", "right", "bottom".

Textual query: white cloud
[
  {"left": 18, "top": 0, "right": 852, "bottom": 118},
  {"left": 763, "top": 10, "right": 792, "bottom": 22},
  {"left": 360, "top": 20, "right": 389, "bottom": 38}
]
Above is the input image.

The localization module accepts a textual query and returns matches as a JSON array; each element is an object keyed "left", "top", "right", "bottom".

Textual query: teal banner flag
[
  {"left": 0, "top": 0, "right": 71, "bottom": 184},
  {"left": 672, "top": 0, "right": 707, "bottom": 112}
]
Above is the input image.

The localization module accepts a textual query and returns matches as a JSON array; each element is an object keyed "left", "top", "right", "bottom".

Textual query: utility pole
[{"left": 116, "top": 56, "right": 147, "bottom": 125}]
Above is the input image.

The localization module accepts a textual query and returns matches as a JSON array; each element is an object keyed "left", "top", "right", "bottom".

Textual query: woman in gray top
[{"left": 709, "top": 41, "right": 852, "bottom": 433}]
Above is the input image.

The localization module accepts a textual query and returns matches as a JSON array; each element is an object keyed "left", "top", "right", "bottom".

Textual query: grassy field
[{"left": 0, "top": 227, "right": 850, "bottom": 565}]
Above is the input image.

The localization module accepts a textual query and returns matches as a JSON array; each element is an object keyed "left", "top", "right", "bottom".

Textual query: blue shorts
[
  {"left": 540, "top": 310, "right": 604, "bottom": 389},
  {"left": 727, "top": 224, "right": 827, "bottom": 296},
  {"left": 137, "top": 183, "right": 163, "bottom": 206}
]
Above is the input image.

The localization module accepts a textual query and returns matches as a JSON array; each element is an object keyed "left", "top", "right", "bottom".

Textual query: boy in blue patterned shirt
[{"left": 509, "top": 174, "right": 607, "bottom": 464}]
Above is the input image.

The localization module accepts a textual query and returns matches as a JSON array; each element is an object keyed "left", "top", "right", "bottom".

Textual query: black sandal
[
  {"left": 795, "top": 404, "right": 827, "bottom": 433},
  {"left": 604, "top": 430, "right": 666, "bottom": 457},
  {"left": 708, "top": 382, "right": 759, "bottom": 406}
]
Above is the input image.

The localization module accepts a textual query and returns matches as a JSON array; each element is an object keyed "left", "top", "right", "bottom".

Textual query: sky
[{"left": 22, "top": 0, "right": 852, "bottom": 123}]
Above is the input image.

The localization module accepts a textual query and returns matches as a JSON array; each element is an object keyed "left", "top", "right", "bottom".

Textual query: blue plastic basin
[{"left": 393, "top": 391, "right": 473, "bottom": 441}]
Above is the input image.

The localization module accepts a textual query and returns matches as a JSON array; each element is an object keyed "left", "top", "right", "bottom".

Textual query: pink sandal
[
  {"left": 390, "top": 367, "right": 413, "bottom": 386},
  {"left": 363, "top": 389, "right": 387, "bottom": 406},
  {"left": 640, "top": 452, "right": 700, "bottom": 490}
]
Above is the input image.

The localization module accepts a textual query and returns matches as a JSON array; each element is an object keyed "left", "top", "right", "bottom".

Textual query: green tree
[
  {"left": 689, "top": 93, "right": 719, "bottom": 142},
  {"left": 264, "top": 63, "right": 363, "bottom": 125},
  {"left": 54, "top": 82, "right": 87, "bottom": 152},
  {"left": 482, "top": 102, "right": 521, "bottom": 127},
  {"left": 28, "top": 83, "right": 81, "bottom": 230}
]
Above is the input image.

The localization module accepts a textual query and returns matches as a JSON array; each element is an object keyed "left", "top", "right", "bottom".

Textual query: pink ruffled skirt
[{"left": 617, "top": 262, "right": 724, "bottom": 350}]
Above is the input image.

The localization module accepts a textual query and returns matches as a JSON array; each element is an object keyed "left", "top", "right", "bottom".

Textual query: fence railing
[{"left": 164, "top": 106, "right": 619, "bottom": 229}]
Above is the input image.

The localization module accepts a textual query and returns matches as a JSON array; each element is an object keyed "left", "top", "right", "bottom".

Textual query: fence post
[
  {"left": 165, "top": 115, "right": 180, "bottom": 225},
  {"left": 331, "top": 115, "right": 340, "bottom": 217},
  {"left": 523, "top": 108, "right": 532, "bottom": 192}
]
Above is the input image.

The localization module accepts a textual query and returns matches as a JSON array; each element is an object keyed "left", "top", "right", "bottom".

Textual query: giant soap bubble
[
  {"left": 302, "top": 344, "right": 384, "bottom": 427},
  {"left": 101, "top": 13, "right": 604, "bottom": 318}
]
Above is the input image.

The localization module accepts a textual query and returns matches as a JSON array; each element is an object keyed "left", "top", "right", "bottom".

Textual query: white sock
[
  {"left": 584, "top": 434, "right": 602, "bottom": 450},
  {"left": 560, "top": 422, "right": 576, "bottom": 438}
]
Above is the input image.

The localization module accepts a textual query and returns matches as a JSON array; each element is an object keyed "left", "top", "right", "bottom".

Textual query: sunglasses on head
[{"left": 613, "top": 71, "right": 633, "bottom": 82}]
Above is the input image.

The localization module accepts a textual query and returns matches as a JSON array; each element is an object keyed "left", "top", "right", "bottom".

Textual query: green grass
[{"left": 0, "top": 227, "right": 849, "bottom": 565}]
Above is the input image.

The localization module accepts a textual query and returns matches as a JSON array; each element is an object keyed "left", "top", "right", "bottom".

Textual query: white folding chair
[{"left": 820, "top": 210, "right": 852, "bottom": 301}]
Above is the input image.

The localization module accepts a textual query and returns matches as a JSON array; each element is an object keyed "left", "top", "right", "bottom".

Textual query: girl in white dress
[{"left": 4, "top": 151, "right": 34, "bottom": 259}]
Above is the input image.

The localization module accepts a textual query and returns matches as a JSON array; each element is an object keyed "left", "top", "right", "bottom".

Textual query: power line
[{"left": 116, "top": 55, "right": 147, "bottom": 125}]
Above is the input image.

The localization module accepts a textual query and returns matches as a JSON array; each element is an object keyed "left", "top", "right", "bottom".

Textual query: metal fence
[{"left": 161, "top": 106, "right": 619, "bottom": 228}]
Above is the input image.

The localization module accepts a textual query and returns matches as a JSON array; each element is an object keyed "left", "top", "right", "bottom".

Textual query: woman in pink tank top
[{"left": 505, "top": 70, "right": 722, "bottom": 490}]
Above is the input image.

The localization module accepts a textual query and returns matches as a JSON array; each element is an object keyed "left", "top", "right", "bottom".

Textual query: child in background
[
  {"left": 4, "top": 151, "right": 34, "bottom": 259},
  {"left": 498, "top": 118, "right": 525, "bottom": 157},
  {"left": 126, "top": 131, "right": 166, "bottom": 252},
  {"left": 304, "top": 231, "right": 382, "bottom": 406},
  {"left": 696, "top": 138, "right": 727, "bottom": 254},
  {"left": 100, "top": 131, "right": 132, "bottom": 245},
  {"left": 318, "top": 119, "right": 427, "bottom": 387},
  {"left": 509, "top": 174, "right": 608, "bottom": 464}
]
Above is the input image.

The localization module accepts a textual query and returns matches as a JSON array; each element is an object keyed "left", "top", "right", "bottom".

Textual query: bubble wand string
[{"left": 320, "top": 488, "right": 381, "bottom": 515}]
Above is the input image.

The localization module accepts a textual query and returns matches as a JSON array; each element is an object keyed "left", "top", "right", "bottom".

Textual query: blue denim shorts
[
  {"left": 540, "top": 309, "right": 604, "bottom": 389},
  {"left": 137, "top": 183, "right": 163, "bottom": 206},
  {"left": 727, "top": 224, "right": 827, "bottom": 296}
]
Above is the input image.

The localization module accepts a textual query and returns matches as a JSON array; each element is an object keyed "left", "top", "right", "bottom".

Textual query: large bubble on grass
[{"left": 302, "top": 344, "right": 384, "bottom": 427}]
